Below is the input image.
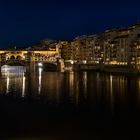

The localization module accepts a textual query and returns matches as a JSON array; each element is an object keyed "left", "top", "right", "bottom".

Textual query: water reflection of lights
[
  {"left": 6, "top": 72, "right": 10, "bottom": 94},
  {"left": 1, "top": 65, "right": 26, "bottom": 96},
  {"left": 138, "top": 79, "right": 140, "bottom": 95},
  {"left": 38, "top": 67, "right": 42, "bottom": 94},
  {"left": 22, "top": 74, "right": 26, "bottom": 97},
  {"left": 110, "top": 75, "right": 113, "bottom": 94},
  {"left": 110, "top": 75, "right": 114, "bottom": 114},
  {"left": 137, "top": 78, "right": 140, "bottom": 104},
  {"left": 75, "top": 74, "right": 79, "bottom": 106},
  {"left": 97, "top": 72, "right": 99, "bottom": 81},
  {"left": 2, "top": 65, "right": 26, "bottom": 77},
  {"left": 69, "top": 72, "right": 74, "bottom": 90},
  {"left": 69, "top": 72, "right": 74, "bottom": 102},
  {"left": 83, "top": 72, "right": 87, "bottom": 98},
  {"left": 2, "top": 65, "right": 9, "bottom": 75}
]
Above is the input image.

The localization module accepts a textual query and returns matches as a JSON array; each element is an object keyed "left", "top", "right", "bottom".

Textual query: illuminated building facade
[
  {"left": 57, "top": 41, "right": 72, "bottom": 61},
  {"left": 1, "top": 23, "right": 140, "bottom": 72},
  {"left": 59, "top": 35, "right": 98, "bottom": 64},
  {"left": 58, "top": 23, "right": 140, "bottom": 72},
  {"left": 100, "top": 24, "right": 140, "bottom": 70}
]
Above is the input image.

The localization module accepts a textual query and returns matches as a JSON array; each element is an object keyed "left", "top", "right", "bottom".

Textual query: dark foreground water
[{"left": 0, "top": 66, "right": 140, "bottom": 139}]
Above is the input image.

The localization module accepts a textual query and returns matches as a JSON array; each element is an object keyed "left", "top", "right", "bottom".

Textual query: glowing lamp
[
  {"left": 38, "top": 63, "right": 43, "bottom": 67},
  {"left": 83, "top": 60, "right": 87, "bottom": 64},
  {"left": 71, "top": 60, "right": 74, "bottom": 64}
]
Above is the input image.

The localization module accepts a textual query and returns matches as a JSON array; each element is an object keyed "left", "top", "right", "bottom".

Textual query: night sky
[{"left": 0, "top": 0, "right": 140, "bottom": 48}]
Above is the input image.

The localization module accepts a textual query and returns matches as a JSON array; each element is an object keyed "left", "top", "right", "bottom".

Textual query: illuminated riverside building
[
  {"left": 58, "top": 41, "right": 73, "bottom": 61},
  {"left": 100, "top": 24, "right": 140, "bottom": 70},
  {"left": 130, "top": 34, "right": 140, "bottom": 69},
  {"left": 1, "top": 24, "right": 140, "bottom": 73},
  {"left": 73, "top": 35, "right": 95, "bottom": 63},
  {"left": 58, "top": 36, "right": 99, "bottom": 66},
  {"left": 57, "top": 23, "right": 140, "bottom": 72},
  {"left": 99, "top": 28, "right": 118, "bottom": 65}
]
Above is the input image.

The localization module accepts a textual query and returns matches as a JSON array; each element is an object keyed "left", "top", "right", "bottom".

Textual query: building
[
  {"left": 72, "top": 35, "right": 98, "bottom": 64},
  {"left": 99, "top": 24, "right": 140, "bottom": 70}
]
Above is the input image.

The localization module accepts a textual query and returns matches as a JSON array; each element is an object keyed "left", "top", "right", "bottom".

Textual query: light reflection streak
[
  {"left": 22, "top": 73, "right": 26, "bottom": 97},
  {"left": 96, "top": 72, "right": 101, "bottom": 99},
  {"left": 56, "top": 73, "right": 64, "bottom": 103},
  {"left": 38, "top": 67, "right": 42, "bottom": 95},
  {"left": 56, "top": 76, "right": 60, "bottom": 103},
  {"left": 6, "top": 72, "right": 10, "bottom": 94},
  {"left": 69, "top": 72, "right": 74, "bottom": 103},
  {"left": 110, "top": 75, "right": 114, "bottom": 113},
  {"left": 69, "top": 72, "right": 74, "bottom": 86},
  {"left": 83, "top": 72, "right": 87, "bottom": 98},
  {"left": 110, "top": 75, "right": 112, "bottom": 94},
  {"left": 69, "top": 72, "right": 74, "bottom": 93},
  {"left": 75, "top": 74, "right": 79, "bottom": 106}
]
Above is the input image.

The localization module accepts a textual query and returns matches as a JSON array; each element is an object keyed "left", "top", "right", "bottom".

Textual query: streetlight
[{"left": 38, "top": 63, "right": 43, "bottom": 67}]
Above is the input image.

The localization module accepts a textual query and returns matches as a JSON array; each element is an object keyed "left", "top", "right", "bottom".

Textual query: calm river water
[{"left": 0, "top": 65, "right": 140, "bottom": 139}]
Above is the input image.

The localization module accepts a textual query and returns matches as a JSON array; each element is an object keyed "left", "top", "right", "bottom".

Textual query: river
[{"left": 0, "top": 65, "right": 140, "bottom": 139}]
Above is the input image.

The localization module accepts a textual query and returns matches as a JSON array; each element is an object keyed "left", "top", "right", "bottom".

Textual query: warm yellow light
[
  {"left": 71, "top": 60, "right": 74, "bottom": 64},
  {"left": 83, "top": 60, "right": 87, "bottom": 64},
  {"left": 38, "top": 63, "right": 43, "bottom": 67}
]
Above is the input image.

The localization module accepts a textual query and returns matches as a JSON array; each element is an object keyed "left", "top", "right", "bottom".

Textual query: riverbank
[{"left": 71, "top": 64, "right": 140, "bottom": 74}]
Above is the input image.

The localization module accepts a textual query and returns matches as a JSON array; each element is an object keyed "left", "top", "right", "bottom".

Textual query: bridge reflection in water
[
  {"left": 1, "top": 65, "right": 26, "bottom": 97},
  {"left": 0, "top": 66, "right": 140, "bottom": 105},
  {"left": 2, "top": 66, "right": 140, "bottom": 107}
]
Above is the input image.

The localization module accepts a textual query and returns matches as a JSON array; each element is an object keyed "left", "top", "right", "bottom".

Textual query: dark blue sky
[{"left": 0, "top": 0, "right": 139, "bottom": 48}]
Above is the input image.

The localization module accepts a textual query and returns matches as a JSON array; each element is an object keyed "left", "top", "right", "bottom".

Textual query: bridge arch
[
  {"left": 42, "top": 62, "right": 57, "bottom": 71},
  {"left": 10, "top": 55, "right": 16, "bottom": 60},
  {"left": 16, "top": 55, "right": 22, "bottom": 60}
]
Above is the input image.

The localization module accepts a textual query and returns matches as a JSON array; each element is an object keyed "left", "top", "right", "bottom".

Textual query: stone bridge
[{"left": 0, "top": 49, "right": 65, "bottom": 76}]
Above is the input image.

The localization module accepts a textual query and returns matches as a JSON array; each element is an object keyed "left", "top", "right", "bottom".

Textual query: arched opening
[
  {"left": 43, "top": 63, "right": 57, "bottom": 71},
  {"left": 16, "top": 55, "right": 22, "bottom": 60},
  {"left": 10, "top": 56, "right": 15, "bottom": 60}
]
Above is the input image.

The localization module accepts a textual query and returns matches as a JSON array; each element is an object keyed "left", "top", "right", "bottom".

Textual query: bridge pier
[
  {"left": 25, "top": 62, "right": 36, "bottom": 96},
  {"left": 25, "top": 61, "right": 36, "bottom": 76},
  {"left": 57, "top": 59, "right": 65, "bottom": 72}
]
